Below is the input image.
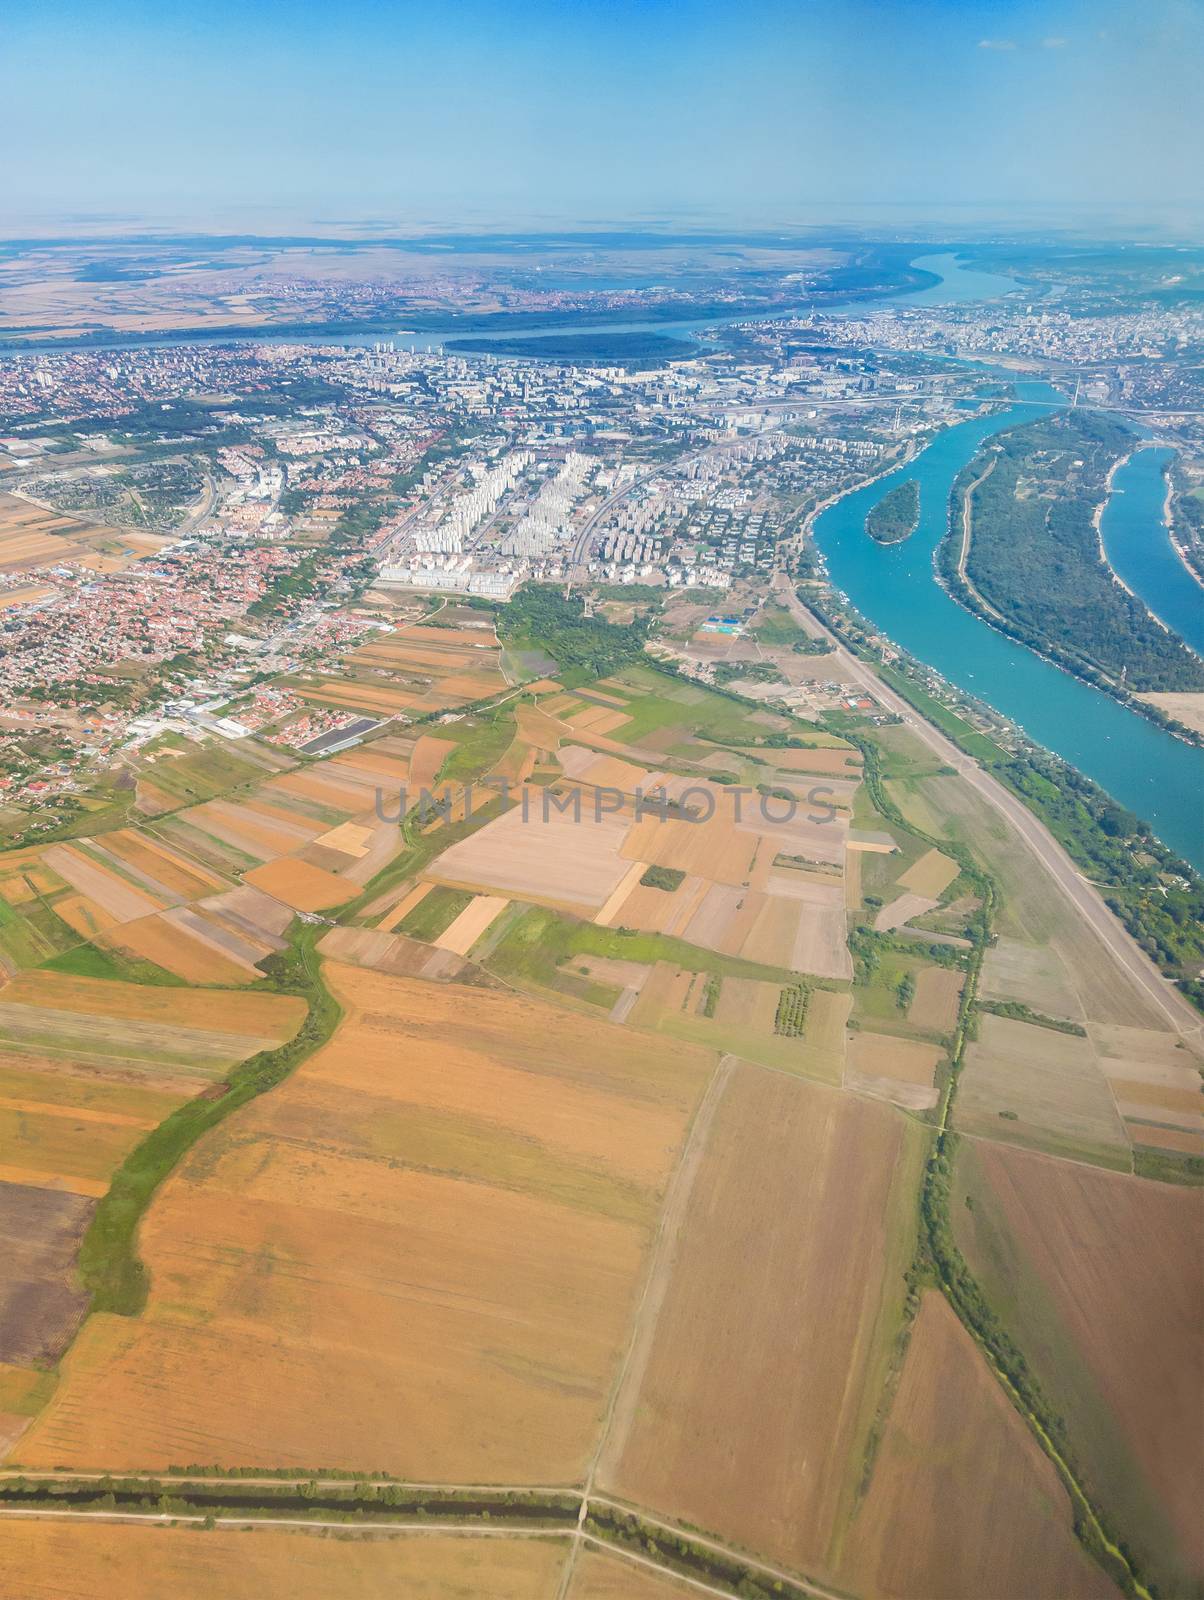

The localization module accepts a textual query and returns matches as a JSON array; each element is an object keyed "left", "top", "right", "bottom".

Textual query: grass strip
[{"left": 77, "top": 921, "right": 340, "bottom": 1316}]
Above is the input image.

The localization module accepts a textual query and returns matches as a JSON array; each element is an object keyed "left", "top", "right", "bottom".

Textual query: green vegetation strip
[
  {"left": 77, "top": 923, "right": 341, "bottom": 1316},
  {"left": 395, "top": 884, "right": 474, "bottom": 942},
  {"left": 0, "top": 1479, "right": 821, "bottom": 1599},
  {"left": 486, "top": 905, "right": 804, "bottom": 993},
  {"left": 974, "top": 998, "right": 1087, "bottom": 1036}
]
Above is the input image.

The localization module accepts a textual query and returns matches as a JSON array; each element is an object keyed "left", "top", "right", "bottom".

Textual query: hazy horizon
[{"left": 6, "top": 0, "right": 1203, "bottom": 236}]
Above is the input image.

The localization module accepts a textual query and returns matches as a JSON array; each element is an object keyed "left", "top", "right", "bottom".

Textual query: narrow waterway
[
  {"left": 1098, "top": 445, "right": 1204, "bottom": 656},
  {"left": 813, "top": 383, "right": 1204, "bottom": 870}
]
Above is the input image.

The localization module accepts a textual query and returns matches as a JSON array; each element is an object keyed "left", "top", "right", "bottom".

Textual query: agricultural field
[
  {"left": 0, "top": 607, "right": 1196, "bottom": 1600},
  {"left": 12, "top": 962, "right": 713, "bottom": 1480},
  {"left": 954, "top": 1139, "right": 1204, "bottom": 1597},
  {"left": 598, "top": 1061, "right": 928, "bottom": 1582},
  {"left": 424, "top": 714, "right": 855, "bottom": 982},
  {"left": 955, "top": 1013, "right": 1133, "bottom": 1168},
  {"left": 846, "top": 1029, "right": 943, "bottom": 1111},
  {"left": 0, "top": 968, "right": 304, "bottom": 1443},
  {"left": 0, "top": 492, "right": 170, "bottom": 576},
  {"left": 889, "top": 770, "right": 1165, "bottom": 1029},
  {"left": 566, "top": 1549, "right": 698, "bottom": 1598},
  {"left": 842, "top": 1292, "right": 1120, "bottom": 1600},
  {"left": 0, "top": 1522, "right": 570, "bottom": 1600},
  {"left": 287, "top": 618, "right": 509, "bottom": 719}
]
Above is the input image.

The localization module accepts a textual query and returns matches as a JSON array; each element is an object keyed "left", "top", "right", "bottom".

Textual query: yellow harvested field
[
  {"left": 844, "top": 1293, "right": 1118, "bottom": 1600},
  {"left": 1087, "top": 1023, "right": 1204, "bottom": 1139},
  {"left": 873, "top": 891, "right": 938, "bottom": 932},
  {"left": 981, "top": 935, "right": 1083, "bottom": 1023},
  {"left": 244, "top": 856, "right": 358, "bottom": 913},
  {"left": 622, "top": 812, "right": 758, "bottom": 888},
  {"left": 1127, "top": 1123, "right": 1204, "bottom": 1154},
  {"left": 800, "top": 988, "right": 851, "bottom": 1079},
  {"left": 566, "top": 705, "right": 629, "bottom": 734},
  {"left": 0, "top": 967, "right": 305, "bottom": 1208},
  {"left": 408, "top": 735, "right": 455, "bottom": 792},
  {"left": 133, "top": 777, "right": 179, "bottom": 817},
  {"left": 1137, "top": 690, "right": 1204, "bottom": 739},
  {"left": 42, "top": 843, "right": 163, "bottom": 923},
  {"left": 742, "top": 887, "right": 852, "bottom": 981},
  {"left": 188, "top": 800, "right": 314, "bottom": 861},
  {"left": 847, "top": 1031, "right": 943, "bottom": 1111},
  {"left": 15, "top": 963, "right": 712, "bottom": 1480},
  {"left": 268, "top": 767, "right": 379, "bottom": 813},
  {"left": 601, "top": 1063, "right": 924, "bottom": 1577},
  {"left": 679, "top": 884, "right": 755, "bottom": 956},
  {"left": 897, "top": 846, "right": 960, "bottom": 898},
  {"left": 430, "top": 797, "right": 632, "bottom": 913},
  {"left": 0, "top": 1062, "right": 178, "bottom": 1126},
  {"left": 0, "top": 1523, "right": 569, "bottom": 1599},
  {"left": 0, "top": 495, "right": 86, "bottom": 570},
  {"left": 596, "top": 869, "right": 693, "bottom": 935},
  {"left": 52, "top": 893, "right": 117, "bottom": 940},
  {"left": 0, "top": 971, "right": 303, "bottom": 1039},
  {"left": 557, "top": 745, "right": 660, "bottom": 793},
  {"left": 713, "top": 976, "right": 779, "bottom": 1032},
  {"left": 296, "top": 679, "right": 415, "bottom": 713},
  {"left": 100, "top": 829, "right": 226, "bottom": 900},
  {"left": 434, "top": 894, "right": 509, "bottom": 956},
  {"left": 0, "top": 582, "right": 54, "bottom": 609},
  {"left": 103, "top": 914, "right": 253, "bottom": 987},
  {"left": 312, "top": 820, "right": 372, "bottom": 857},
  {"left": 738, "top": 745, "right": 862, "bottom": 775},
  {"left": 566, "top": 1549, "right": 696, "bottom": 1598}
]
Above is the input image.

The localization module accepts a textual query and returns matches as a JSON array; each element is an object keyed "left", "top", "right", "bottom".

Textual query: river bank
[{"left": 811, "top": 384, "right": 1204, "bottom": 871}]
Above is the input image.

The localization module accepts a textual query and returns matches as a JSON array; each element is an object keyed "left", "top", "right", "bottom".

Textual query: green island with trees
[{"left": 866, "top": 477, "right": 920, "bottom": 543}]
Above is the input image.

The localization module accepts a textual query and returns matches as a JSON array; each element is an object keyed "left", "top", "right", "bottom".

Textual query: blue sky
[{"left": 4, "top": 0, "right": 1202, "bottom": 228}]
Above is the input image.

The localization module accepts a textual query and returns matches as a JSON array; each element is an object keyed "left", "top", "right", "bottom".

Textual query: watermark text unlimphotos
[{"left": 374, "top": 781, "right": 838, "bottom": 827}]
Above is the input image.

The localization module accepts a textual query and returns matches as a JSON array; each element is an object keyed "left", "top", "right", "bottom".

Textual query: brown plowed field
[
  {"left": 844, "top": 1292, "right": 1120, "bottom": 1600},
  {"left": 956, "top": 1139, "right": 1204, "bottom": 1589},
  {"left": 599, "top": 1062, "right": 925, "bottom": 1577}
]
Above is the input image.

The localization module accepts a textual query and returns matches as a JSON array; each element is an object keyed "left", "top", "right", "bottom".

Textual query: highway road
[{"left": 772, "top": 573, "right": 1203, "bottom": 1041}]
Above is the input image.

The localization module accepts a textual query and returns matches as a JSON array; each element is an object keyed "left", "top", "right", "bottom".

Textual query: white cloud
[
  {"left": 1042, "top": 36, "right": 1069, "bottom": 48},
  {"left": 978, "top": 37, "right": 1018, "bottom": 50}
]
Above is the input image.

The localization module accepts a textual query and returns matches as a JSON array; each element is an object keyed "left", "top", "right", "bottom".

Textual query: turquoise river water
[
  {"left": 1098, "top": 445, "right": 1204, "bottom": 658},
  {"left": 813, "top": 382, "right": 1204, "bottom": 871}
]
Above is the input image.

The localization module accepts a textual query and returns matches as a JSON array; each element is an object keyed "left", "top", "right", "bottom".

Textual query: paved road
[{"left": 773, "top": 574, "right": 1203, "bottom": 1041}]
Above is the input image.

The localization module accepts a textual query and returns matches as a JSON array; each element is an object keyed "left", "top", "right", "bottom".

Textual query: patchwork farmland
[{"left": 0, "top": 611, "right": 1197, "bottom": 1600}]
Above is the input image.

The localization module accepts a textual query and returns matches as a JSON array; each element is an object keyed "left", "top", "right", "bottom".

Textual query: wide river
[
  {"left": 813, "top": 382, "right": 1204, "bottom": 870},
  {"left": 1098, "top": 445, "right": 1204, "bottom": 657}
]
